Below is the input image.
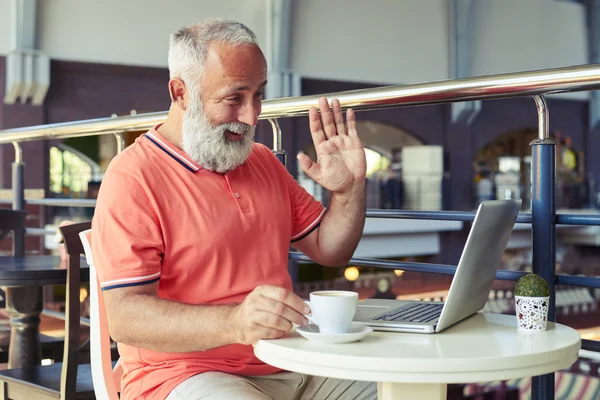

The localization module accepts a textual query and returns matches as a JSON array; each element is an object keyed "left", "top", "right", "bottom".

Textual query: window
[{"left": 49, "top": 145, "right": 100, "bottom": 197}]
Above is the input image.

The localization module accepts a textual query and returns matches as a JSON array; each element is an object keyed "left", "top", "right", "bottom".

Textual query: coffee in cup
[{"left": 304, "top": 290, "right": 359, "bottom": 334}]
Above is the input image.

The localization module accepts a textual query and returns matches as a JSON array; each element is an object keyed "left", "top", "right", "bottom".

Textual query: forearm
[
  {"left": 109, "top": 294, "right": 237, "bottom": 352},
  {"left": 317, "top": 182, "right": 366, "bottom": 265}
]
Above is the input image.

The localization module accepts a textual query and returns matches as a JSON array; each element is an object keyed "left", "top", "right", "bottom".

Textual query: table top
[
  {"left": 0, "top": 255, "right": 89, "bottom": 286},
  {"left": 254, "top": 313, "right": 581, "bottom": 384}
]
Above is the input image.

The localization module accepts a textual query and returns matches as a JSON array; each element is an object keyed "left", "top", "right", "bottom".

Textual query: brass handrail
[{"left": 1, "top": 64, "right": 600, "bottom": 144}]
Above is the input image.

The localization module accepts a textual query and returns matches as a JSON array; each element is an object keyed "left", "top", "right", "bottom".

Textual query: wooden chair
[
  {"left": 79, "top": 229, "right": 121, "bottom": 400},
  {"left": 0, "top": 209, "right": 26, "bottom": 257},
  {"left": 0, "top": 222, "right": 95, "bottom": 399}
]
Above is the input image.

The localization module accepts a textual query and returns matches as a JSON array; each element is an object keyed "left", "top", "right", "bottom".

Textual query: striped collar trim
[{"left": 144, "top": 128, "right": 200, "bottom": 173}]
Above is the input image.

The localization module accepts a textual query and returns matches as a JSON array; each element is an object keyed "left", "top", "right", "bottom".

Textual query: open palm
[{"left": 297, "top": 98, "right": 367, "bottom": 194}]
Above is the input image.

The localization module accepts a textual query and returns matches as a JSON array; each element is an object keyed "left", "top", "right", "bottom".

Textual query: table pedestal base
[
  {"left": 5, "top": 286, "right": 43, "bottom": 369},
  {"left": 377, "top": 382, "right": 447, "bottom": 400}
]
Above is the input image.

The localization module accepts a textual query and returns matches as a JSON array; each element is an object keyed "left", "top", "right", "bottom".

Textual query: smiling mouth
[{"left": 225, "top": 130, "right": 244, "bottom": 141}]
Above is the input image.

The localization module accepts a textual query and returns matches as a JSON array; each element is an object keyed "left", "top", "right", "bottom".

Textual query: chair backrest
[
  {"left": 79, "top": 229, "right": 121, "bottom": 400},
  {"left": 58, "top": 221, "right": 90, "bottom": 400},
  {"left": 0, "top": 208, "right": 26, "bottom": 256}
]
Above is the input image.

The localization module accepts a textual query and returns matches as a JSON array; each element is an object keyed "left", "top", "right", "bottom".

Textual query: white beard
[{"left": 181, "top": 96, "right": 255, "bottom": 174}]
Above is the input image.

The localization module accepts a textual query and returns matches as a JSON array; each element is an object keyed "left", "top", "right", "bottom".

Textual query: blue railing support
[
  {"left": 530, "top": 95, "right": 556, "bottom": 400},
  {"left": 582, "top": 339, "right": 600, "bottom": 353},
  {"left": 274, "top": 151, "right": 287, "bottom": 167},
  {"left": 556, "top": 274, "right": 600, "bottom": 288},
  {"left": 367, "top": 210, "right": 483, "bottom": 222},
  {"left": 368, "top": 209, "right": 600, "bottom": 226},
  {"left": 288, "top": 252, "right": 528, "bottom": 281},
  {"left": 530, "top": 137, "right": 557, "bottom": 320},
  {"left": 367, "top": 209, "right": 534, "bottom": 223},
  {"left": 11, "top": 143, "right": 25, "bottom": 258}
]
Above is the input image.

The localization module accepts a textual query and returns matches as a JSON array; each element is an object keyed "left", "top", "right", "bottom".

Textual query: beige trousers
[{"left": 165, "top": 371, "right": 377, "bottom": 400}]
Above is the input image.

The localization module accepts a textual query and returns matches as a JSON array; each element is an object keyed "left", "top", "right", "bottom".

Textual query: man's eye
[
  {"left": 255, "top": 91, "right": 265, "bottom": 99},
  {"left": 226, "top": 96, "right": 241, "bottom": 103}
]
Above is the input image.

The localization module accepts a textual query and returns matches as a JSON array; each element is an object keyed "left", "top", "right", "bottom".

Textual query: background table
[
  {"left": 254, "top": 313, "right": 581, "bottom": 400},
  {"left": 0, "top": 256, "right": 89, "bottom": 368}
]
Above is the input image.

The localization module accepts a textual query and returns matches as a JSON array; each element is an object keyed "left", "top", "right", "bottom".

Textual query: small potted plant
[{"left": 514, "top": 274, "right": 550, "bottom": 332}]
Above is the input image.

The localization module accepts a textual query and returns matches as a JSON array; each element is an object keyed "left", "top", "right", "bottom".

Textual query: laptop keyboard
[{"left": 373, "top": 303, "right": 444, "bottom": 323}]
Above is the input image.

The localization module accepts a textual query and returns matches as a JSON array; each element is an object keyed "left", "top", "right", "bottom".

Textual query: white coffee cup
[{"left": 304, "top": 290, "right": 359, "bottom": 334}]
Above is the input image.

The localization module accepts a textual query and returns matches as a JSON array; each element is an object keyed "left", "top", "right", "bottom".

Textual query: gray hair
[{"left": 168, "top": 19, "right": 259, "bottom": 92}]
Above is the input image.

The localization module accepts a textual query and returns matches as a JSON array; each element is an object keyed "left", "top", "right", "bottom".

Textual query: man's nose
[{"left": 238, "top": 101, "right": 260, "bottom": 127}]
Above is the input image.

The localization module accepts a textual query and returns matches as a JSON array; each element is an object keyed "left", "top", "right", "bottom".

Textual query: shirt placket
[{"left": 224, "top": 175, "right": 250, "bottom": 213}]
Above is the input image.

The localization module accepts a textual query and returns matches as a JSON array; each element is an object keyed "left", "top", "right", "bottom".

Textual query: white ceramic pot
[{"left": 515, "top": 295, "right": 550, "bottom": 332}]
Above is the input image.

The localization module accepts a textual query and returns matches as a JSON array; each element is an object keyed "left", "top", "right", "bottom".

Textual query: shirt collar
[{"left": 144, "top": 125, "right": 201, "bottom": 173}]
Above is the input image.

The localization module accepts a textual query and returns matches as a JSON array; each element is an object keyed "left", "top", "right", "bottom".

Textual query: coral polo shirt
[{"left": 91, "top": 126, "right": 325, "bottom": 399}]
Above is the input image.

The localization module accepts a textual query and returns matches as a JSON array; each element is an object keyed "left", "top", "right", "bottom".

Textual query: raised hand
[{"left": 297, "top": 97, "right": 366, "bottom": 195}]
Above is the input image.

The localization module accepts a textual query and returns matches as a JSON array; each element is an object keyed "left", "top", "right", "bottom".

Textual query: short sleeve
[
  {"left": 288, "top": 174, "right": 326, "bottom": 242},
  {"left": 91, "top": 170, "right": 164, "bottom": 290}
]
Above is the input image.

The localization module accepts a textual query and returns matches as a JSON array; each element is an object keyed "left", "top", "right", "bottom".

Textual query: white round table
[{"left": 254, "top": 313, "right": 581, "bottom": 400}]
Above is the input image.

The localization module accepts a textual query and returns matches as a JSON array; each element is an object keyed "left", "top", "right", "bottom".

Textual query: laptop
[{"left": 353, "top": 199, "right": 521, "bottom": 334}]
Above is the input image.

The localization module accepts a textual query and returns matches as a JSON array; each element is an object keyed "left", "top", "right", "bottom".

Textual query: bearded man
[{"left": 91, "top": 19, "right": 373, "bottom": 400}]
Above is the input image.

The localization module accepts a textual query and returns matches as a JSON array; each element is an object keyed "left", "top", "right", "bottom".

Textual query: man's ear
[{"left": 169, "top": 78, "right": 187, "bottom": 111}]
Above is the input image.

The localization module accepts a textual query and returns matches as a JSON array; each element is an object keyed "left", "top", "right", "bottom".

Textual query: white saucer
[{"left": 296, "top": 323, "right": 373, "bottom": 344}]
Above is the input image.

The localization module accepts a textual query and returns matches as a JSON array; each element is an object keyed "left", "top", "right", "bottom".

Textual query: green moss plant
[{"left": 514, "top": 274, "right": 550, "bottom": 297}]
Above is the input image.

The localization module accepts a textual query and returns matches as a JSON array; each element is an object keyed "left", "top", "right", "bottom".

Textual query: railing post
[
  {"left": 530, "top": 95, "right": 556, "bottom": 400},
  {"left": 11, "top": 142, "right": 25, "bottom": 257},
  {"left": 269, "top": 118, "right": 287, "bottom": 166},
  {"left": 114, "top": 132, "right": 125, "bottom": 153}
]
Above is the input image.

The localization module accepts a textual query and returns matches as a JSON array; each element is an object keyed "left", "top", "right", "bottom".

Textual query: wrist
[
  {"left": 331, "top": 181, "right": 366, "bottom": 202},
  {"left": 224, "top": 304, "right": 242, "bottom": 344}
]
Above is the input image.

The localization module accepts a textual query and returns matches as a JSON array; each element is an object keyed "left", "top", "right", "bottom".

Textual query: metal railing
[{"left": 3, "top": 63, "right": 600, "bottom": 399}]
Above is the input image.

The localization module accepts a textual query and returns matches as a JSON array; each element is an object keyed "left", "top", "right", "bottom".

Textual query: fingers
[
  {"left": 310, "top": 98, "right": 355, "bottom": 143},
  {"left": 319, "top": 97, "right": 337, "bottom": 139},
  {"left": 251, "top": 286, "right": 309, "bottom": 337},
  {"left": 236, "top": 286, "right": 311, "bottom": 345},
  {"left": 255, "top": 311, "right": 294, "bottom": 332},
  {"left": 258, "top": 285, "right": 310, "bottom": 316},
  {"left": 346, "top": 108, "right": 358, "bottom": 137},
  {"left": 254, "top": 304, "right": 307, "bottom": 333},
  {"left": 297, "top": 153, "right": 314, "bottom": 170},
  {"left": 297, "top": 153, "right": 321, "bottom": 182},
  {"left": 332, "top": 99, "right": 346, "bottom": 135},
  {"left": 309, "top": 107, "right": 326, "bottom": 146}
]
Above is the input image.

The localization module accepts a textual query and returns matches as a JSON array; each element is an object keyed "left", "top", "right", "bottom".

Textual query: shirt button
[{"left": 234, "top": 192, "right": 240, "bottom": 198}]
